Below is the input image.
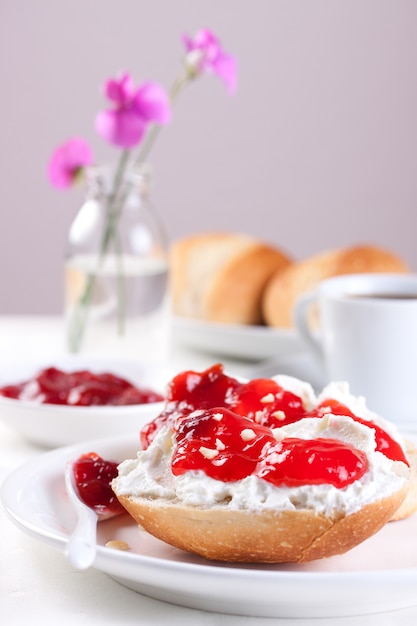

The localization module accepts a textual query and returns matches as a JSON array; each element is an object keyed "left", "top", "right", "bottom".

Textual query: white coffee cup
[{"left": 294, "top": 273, "right": 417, "bottom": 426}]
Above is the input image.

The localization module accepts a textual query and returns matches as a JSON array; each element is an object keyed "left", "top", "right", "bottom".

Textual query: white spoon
[
  {"left": 64, "top": 462, "right": 99, "bottom": 569},
  {"left": 65, "top": 459, "right": 125, "bottom": 569}
]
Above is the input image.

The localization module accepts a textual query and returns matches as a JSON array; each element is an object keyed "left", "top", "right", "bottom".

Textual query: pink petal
[
  {"left": 103, "top": 73, "right": 135, "bottom": 106},
  {"left": 213, "top": 52, "right": 238, "bottom": 94},
  {"left": 47, "top": 137, "right": 93, "bottom": 189},
  {"left": 182, "top": 28, "right": 237, "bottom": 93},
  {"left": 183, "top": 29, "right": 219, "bottom": 57},
  {"left": 95, "top": 108, "right": 147, "bottom": 148},
  {"left": 133, "top": 82, "right": 171, "bottom": 124}
]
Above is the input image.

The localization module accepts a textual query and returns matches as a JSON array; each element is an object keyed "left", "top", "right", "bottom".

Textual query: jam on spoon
[
  {"left": 65, "top": 452, "right": 125, "bottom": 570},
  {"left": 71, "top": 452, "right": 125, "bottom": 517}
]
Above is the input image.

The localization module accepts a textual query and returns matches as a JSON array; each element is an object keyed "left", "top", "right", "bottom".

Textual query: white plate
[
  {"left": 0, "top": 356, "right": 170, "bottom": 448},
  {"left": 172, "top": 316, "right": 305, "bottom": 360},
  {"left": 2, "top": 433, "right": 417, "bottom": 618}
]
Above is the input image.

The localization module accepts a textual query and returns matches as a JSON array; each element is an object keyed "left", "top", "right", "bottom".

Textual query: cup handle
[{"left": 293, "top": 291, "right": 323, "bottom": 363}]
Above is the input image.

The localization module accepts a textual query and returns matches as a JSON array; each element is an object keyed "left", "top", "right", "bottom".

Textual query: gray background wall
[{"left": 1, "top": 0, "right": 416, "bottom": 314}]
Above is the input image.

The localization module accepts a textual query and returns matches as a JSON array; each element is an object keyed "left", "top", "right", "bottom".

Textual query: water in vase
[{"left": 65, "top": 253, "right": 170, "bottom": 359}]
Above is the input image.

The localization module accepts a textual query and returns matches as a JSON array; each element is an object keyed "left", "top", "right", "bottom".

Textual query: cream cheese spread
[{"left": 114, "top": 376, "right": 409, "bottom": 517}]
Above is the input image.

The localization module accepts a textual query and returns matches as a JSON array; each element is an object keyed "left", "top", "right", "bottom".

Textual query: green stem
[
  {"left": 113, "top": 222, "right": 126, "bottom": 335},
  {"left": 134, "top": 70, "right": 191, "bottom": 168},
  {"left": 68, "top": 150, "right": 130, "bottom": 352},
  {"left": 105, "top": 151, "right": 130, "bottom": 336}
]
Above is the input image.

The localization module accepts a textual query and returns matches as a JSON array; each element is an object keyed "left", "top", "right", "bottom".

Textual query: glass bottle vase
[{"left": 64, "top": 164, "right": 170, "bottom": 358}]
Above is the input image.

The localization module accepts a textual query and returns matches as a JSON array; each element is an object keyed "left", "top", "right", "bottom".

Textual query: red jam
[
  {"left": 0, "top": 367, "right": 164, "bottom": 406},
  {"left": 309, "top": 399, "right": 409, "bottom": 465},
  {"left": 141, "top": 364, "right": 408, "bottom": 486},
  {"left": 258, "top": 438, "right": 368, "bottom": 488},
  {"left": 140, "top": 363, "right": 241, "bottom": 448},
  {"left": 72, "top": 452, "right": 125, "bottom": 516},
  {"left": 229, "top": 378, "right": 310, "bottom": 428},
  {"left": 74, "top": 365, "right": 407, "bottom": 507},
  {"left": 173, "top": 407, "right": 276, "bottom": 481},
  {"left": 140, "top": 363, "right": 305, "bottom": 448},
  {"left": 171, "top": 407, "right": 369, "bottom": 488}
]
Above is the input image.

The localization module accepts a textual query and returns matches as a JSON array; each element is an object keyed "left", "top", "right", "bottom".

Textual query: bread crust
[
  {"left": 390, "top": 439, "right": 417, "bottom": 521},
  {"left": 262, "top": 244, "right": 409, "bottom": 328},
  {"left": 170, "top": 232, "right": 292, "bottom": 325},
  {"left": 115, "top": 485, "right": 408, "bottom": 563}
]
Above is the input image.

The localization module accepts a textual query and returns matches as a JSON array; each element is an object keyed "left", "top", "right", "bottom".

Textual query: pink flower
[
  {"left": 95, "top": 72, "right": 171, "bottom": 149},
  {"left": 183, "top": 28, "right": 237, "bottom": 94},
  {"left": 95, "top": 108, "right": 147, "bottom": 149},
  {"left": 133, "top": 82, "right": 171, "bottom": 124},
  {"left": 47, "top": 138, "right": 93, "bottom": 189}
]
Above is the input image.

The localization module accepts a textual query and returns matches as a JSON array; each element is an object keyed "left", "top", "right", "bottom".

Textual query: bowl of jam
[{"left": 0, "top": 356, "right": 168, "bottom": 448}]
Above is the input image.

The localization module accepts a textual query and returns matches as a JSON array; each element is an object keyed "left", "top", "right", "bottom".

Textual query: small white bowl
[{"left": 0, "top": 356, "right": 169, "bottom": 448}]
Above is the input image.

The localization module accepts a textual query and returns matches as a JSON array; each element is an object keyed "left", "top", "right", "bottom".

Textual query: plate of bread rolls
[
  {"left": 2, "top": 365, "right": 417, "bottom": 618},
  {"left": 170, "top": 232, "right": 410, "bottom": 359}
]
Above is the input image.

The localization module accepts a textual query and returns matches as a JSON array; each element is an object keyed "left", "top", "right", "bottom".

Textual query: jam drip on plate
[{"left": 0, "top": 367, "right": 164, "bottom": 406}]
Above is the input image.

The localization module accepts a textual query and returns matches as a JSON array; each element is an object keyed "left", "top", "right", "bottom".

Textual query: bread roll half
[
  {"left": 170, "top": 232, "right": 292, "bottom": 325},
  {"left": 262, "top": 244, "right": 409, "bottom": 328},
  {"left": 116, "top": 485, "right": 407, "bottom": 563},
  {"left": 113, "top": 411, "right": 410, "bottom": 563}
]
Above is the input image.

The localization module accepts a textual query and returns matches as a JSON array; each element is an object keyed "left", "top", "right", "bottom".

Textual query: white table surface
[{"left": 1, "top": 315, "right": 417, "bottom": 625}]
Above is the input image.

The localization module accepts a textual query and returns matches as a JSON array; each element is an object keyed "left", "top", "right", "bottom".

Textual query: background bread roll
[
  {"left": 170, "top": 232, "right": 292, "bottom": 325},
  {"left": 262, "top": 244, "right": 409, "bottom": 328}
]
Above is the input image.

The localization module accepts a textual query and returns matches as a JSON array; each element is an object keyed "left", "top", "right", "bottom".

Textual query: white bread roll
[
  {"left": 170, "top": 232, "right": 292, "bottom": 325},
  {"left": 113, "top": 375, "right": 411, "bottom": 564},
  {"left": 262, "top": 244, "right": 409, "bottom": 328}
]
